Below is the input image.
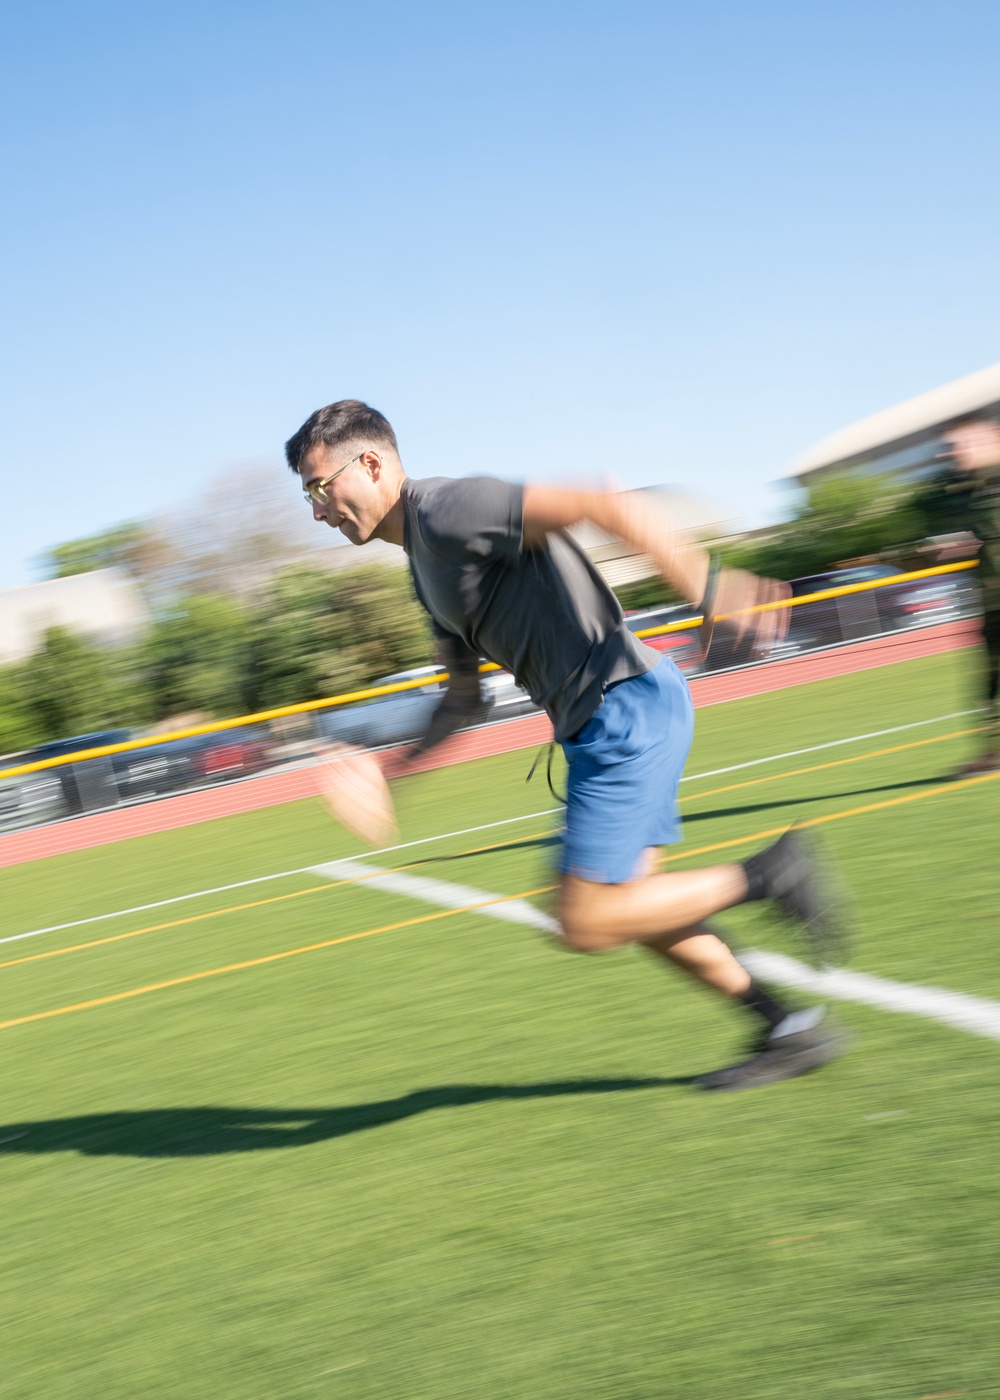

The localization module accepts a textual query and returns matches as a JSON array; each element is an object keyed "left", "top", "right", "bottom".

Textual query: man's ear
[{"left": 362, "top": 449, "right": 382, "bottom": 480}]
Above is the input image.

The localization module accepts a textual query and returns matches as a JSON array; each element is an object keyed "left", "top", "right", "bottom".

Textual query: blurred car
[
  {"left": 626, "top": 605, "right": 704, "bottom": 673},
  {"left": 0, "top": 768, "right": 65, "bottom": 830},
  {"left": 25, "top": 729, "right": 131, "bottom": 765},
  {"left": 318, "top": 619, "right": 703, "bottom": 754},
  {"left": 891, "top": 572, "right": 980, "bottom": 627},
  {"left": 16, "top": 729, "right": 133, "bottom": 817},
  {"left": 16, "top": 727, "right": 198, "bottom": 814},
  {"left": 319, "top": 667, "right": 446, "bottom": 748},
  {"left": 1, "top": 724, "right": 276, "bottom": 824},
  {"left": 319, "top": 662, "right": 537, "bottom": 748},
  {"left": 109, "top": 726, "right": 273, "bottom": 801},
  {"left": 111, "top": 740, "right": 185, "bottom": 803},
  {"left": 783, "top": 564, "right": 975, "bottom": 653},
  {"left": 480, "top": 666, "right": 539, "bottom": 721},
  {"left": 183, "top": 726, "right": 274, "bottom": 784}
]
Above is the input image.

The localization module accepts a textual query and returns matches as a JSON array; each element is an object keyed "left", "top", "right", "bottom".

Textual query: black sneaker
[
  {"left": 749, "top": 828, "right": 849, "bottom": 968},
  {"left": 951, "top": 750, "right": 1000, "bottom": 778},
  {"left": 697, "top": 1009, "right": 848, "bottom": 1092}
]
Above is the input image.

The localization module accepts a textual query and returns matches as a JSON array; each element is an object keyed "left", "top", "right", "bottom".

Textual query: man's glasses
[{"left": 302, "top": 451, "right": 364, "bottom": 505}]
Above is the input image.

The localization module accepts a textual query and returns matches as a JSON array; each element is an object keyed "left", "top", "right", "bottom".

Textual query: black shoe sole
[{"left": 697, "top": 1028, "right": 851, "bottom": 1093}]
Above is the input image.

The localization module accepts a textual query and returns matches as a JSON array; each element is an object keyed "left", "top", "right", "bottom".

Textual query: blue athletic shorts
[{"left": 558, "top": 658, "right": 695, "bottom": 884}]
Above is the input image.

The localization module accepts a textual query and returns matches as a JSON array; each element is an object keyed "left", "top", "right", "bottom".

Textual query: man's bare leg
[
  {"left": 555, "top": 847, "right": 846, "bottom": 1089},
  {"left": 645, "top": 922, "right": 751, "bottom": 997},
  {"left": 557, "top": 827, "right": 843, "bottom": 969},
  {"left": 558, "top": 849, "right": 751, "bottom": 994},
  {"left": 556, "top": 863, "right": 749, "bottom": 953}
]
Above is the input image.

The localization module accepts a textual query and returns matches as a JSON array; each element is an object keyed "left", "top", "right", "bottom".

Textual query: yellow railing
[
  {"left": 0, "top": 559, "right": 978, "bottom": 781},
  {"left": 631, "top": 558, "right": 978, "bottom": 636}
]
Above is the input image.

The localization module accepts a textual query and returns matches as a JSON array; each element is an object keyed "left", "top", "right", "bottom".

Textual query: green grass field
[{"left": 1, "top": 650, "right": 998, "bottom": 1400}]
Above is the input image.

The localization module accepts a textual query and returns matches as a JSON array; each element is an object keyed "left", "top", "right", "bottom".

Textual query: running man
[
  {"left": 934, "top": 416, "right": 1000, "bottom": 774},
  {"left": 285, "top": 400, "right": 847, "bottom": 1091}
]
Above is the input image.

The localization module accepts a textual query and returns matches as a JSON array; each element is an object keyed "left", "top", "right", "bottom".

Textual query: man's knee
[
  {"left": 558, "top": 922, "right": 603, "bottom": 953},
  {"left": 556, "top": 886, "right": 617, "bottom": 952},
  {"left": 558, "top": 920, "right": 612, "bottom": 953}
]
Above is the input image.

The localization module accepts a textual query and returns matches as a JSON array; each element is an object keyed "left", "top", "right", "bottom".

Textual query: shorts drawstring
[{"left": 526, "top": 742, "right": 566, "bottom": 804}]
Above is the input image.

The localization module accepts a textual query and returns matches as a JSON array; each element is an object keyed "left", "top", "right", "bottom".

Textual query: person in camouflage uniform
[{"left": 938, "top": 416, "right": 1000, "bottom": 774}]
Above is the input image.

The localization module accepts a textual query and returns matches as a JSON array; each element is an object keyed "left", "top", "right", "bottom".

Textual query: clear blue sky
[{"left": 1, "top": 0, "right": 997, "bottom": 589}]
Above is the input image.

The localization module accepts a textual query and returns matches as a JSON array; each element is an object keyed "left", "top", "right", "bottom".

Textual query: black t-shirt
[{"left": 401, "top": 476, "right": 657, "bottom": 741}]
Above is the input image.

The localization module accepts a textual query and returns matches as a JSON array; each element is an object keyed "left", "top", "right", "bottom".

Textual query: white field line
[
  {"left": 310, "top": 859, "right": 557, "bottom": 933},
  {"left": 685, "top": 707, "right": 979, "bottom": 782},
  {"left": 2, "top": 707, "right": 980, "bottom": 949},
  {"left": 742, "top": 951, "right": 1000, "bottom": 1042},
  {"left": 0, "top": 809, "right": 562, "bottom": 947},
  {"left": 315, "top": 859, "right": 1000, "bottom": 1045}
]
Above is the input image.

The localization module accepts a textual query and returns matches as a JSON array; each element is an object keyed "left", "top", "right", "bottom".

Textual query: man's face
[
  {"left": 943, "top": 421, "right": 1000, "bottom": 473},
  {"left": 300, "top": 444, "right": 386, "bottom": 545}
]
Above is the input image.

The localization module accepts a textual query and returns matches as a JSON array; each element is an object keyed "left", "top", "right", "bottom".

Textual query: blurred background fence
[{"left": 0, "top": 561, "right": 980, "bottom": 835}]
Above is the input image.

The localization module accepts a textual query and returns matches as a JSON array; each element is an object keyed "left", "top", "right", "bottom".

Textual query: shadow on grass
[
  {"left": 684, "top": 774, "right": 946, "bottom": 824},
  {"left": 0, "top": 1076, "right": 690, "bottom": 1158},
  {"left": 406, "top": 776, "right": 953, "bottom": 857}
]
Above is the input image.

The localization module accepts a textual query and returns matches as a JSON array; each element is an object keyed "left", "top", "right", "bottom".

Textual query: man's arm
[
  {"left": 383, "top": 633, "right": 486, "bottom": 778},
  {"left": 521, "top": 485, "right": 790, "bottom": 651},
  {"left": 522, "top": 486, "right": 710, "bottom": 602}
]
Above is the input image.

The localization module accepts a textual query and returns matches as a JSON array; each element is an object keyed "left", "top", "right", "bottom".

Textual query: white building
[
  {"left": 569, "top": 486, "right": 729, "bottom": 588},
  {"left": 0, "top": 568, "right": 149, "bottom": 664},
  {"left": 783, "top": 361, "right": 1000, "bottom": 487}
]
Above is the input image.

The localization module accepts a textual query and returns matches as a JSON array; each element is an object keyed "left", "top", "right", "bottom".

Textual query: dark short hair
[
  {"left": 284, "top": 400, "right": 399, "bottom": 474},
  {"left": 946, "top": 410, "right": 998, "bottom": 431}
]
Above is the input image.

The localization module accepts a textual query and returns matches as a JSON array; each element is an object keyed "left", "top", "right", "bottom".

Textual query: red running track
[{"left": 0, "top": 618, "right": 980, "bottom": 869}]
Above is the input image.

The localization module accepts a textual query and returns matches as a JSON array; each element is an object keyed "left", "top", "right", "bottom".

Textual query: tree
[
  {"left": 325, "top": 564, "right": 434, "bottom": 687},
  {"left": 152, "top": 466, "right": 324, "bottom": 600},
  {"left": 38, "top": 465, "right": 317, "bottom": 603},
  {"left": 614, "top": 577, "right": 683, "bottom": 612},
  {"left": 243, "top": 565, "right": 344, "bottom": 710},
  {"left": 0, "top": 666, "right": 40, "bottom": 754},
  {"left": 43, "top": 523, "right": 171, "bottom": 583},
  {"left": 143, "top": 595, "right": 252, "bottom": 720},
  {"left": 243, "top": 563, "right": 434, "bottom": 712},
  {"left": 723, "top": 470, "right": 926, "bottom": 581},
  {"left": 12, "top": 627, "right": 150, "bottom": 742}
]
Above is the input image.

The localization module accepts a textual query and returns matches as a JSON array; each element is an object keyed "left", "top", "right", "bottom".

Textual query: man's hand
[
  {"left": 316, "top": 743, "right": 398, "bottom": 848},
  {"left": 709, "top": 566, "right": 792, "bottom": 657}
]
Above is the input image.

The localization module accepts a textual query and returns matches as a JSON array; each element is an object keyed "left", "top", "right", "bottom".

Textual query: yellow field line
[
  {"left": 0, "top": 828, "right": 557, "bottom": 972},
  {"left": 0, "top": 882, "right": 339, "bottom": 972},
  {"left": 2, "top": 767, "right": 998, "bottom": 1033},
  {"left": 0, "top": 886, "right": 555, "bottom": 1031},
  {"left": 677, "top": 727, "right": 976, "bottom": 805},
  {"left": 666, "top": 767, "right": 1000, "bottom": 863}
]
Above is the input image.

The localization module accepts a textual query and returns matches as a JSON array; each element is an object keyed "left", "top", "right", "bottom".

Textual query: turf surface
[{"left": 1, "top": 650, "right": 998, "bottom": 1399}]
